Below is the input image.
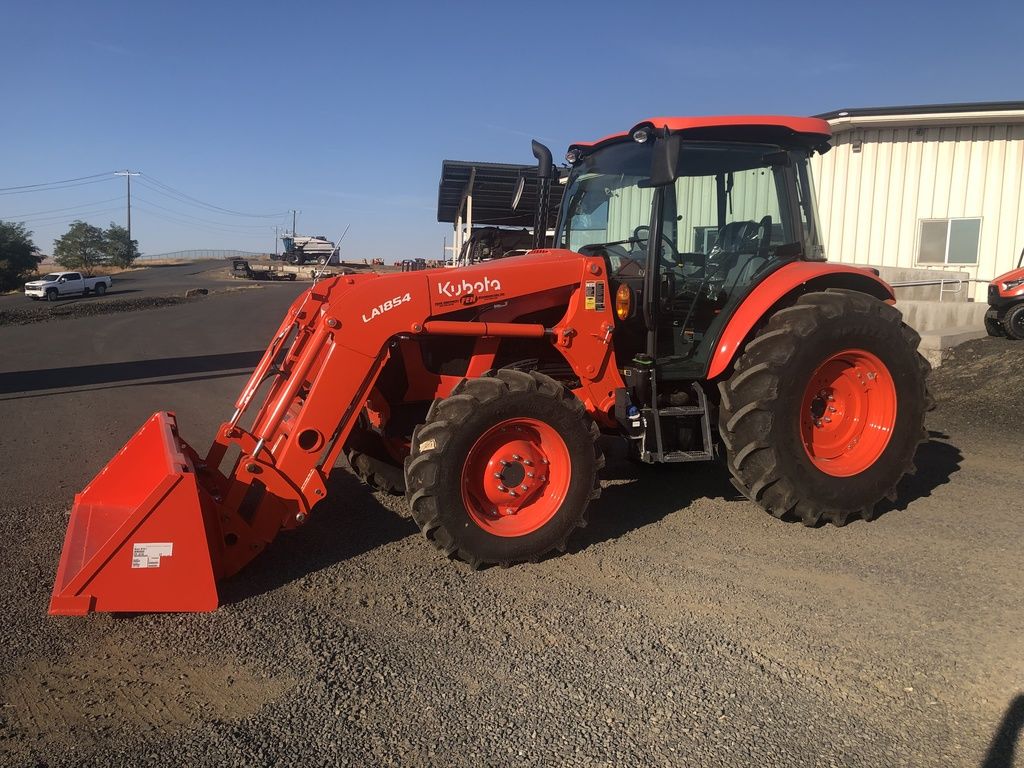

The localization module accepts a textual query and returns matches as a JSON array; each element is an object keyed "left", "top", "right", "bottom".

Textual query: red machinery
[{"left": 51, "top": 116, "right": 930, "bottom": 614}]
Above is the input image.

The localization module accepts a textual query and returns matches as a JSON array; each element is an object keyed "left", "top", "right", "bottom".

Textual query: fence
[{"left": 138, "top": 250, "right": 269, "bottom": 261}]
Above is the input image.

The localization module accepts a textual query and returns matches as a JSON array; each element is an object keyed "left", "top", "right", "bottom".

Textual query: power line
[
  {"left": 131, "top": 195, "right": 286, "bottom": 231},
  {"left": 0, "top": 176, "right": 117, "bottom": 197},
  {"left": 10, "top": 207, "right": 125, "bottom": 226},
  {"left": 0, "top": 171, "right": 117, "bottom": 192},
  {"left": 0, "top": 196, "right": 125, "bottom": 219},
  {"left": 131, "top": 201, "right": 276, "bottom": 238},
  {"left": 138, "top": 173, "right": 289, "bottom": 218}
]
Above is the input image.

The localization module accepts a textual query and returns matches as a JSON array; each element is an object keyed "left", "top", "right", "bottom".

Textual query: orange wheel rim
[
  {"left": 461, "top": 418, "right": 571, "bottom": 537},
  {"left": 799, "top": 349, "right": 897, "bottom": 477}
]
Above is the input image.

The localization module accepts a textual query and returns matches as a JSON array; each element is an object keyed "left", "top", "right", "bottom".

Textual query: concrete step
[
  {"left": 895, "top": 299, "right": 989, "bottom": 333},
  {"left": 916, "top": 326, "right": 988, "bottom": 369},
  {"left": 894, "top": 300, "right": 990, "bottom": 368}
]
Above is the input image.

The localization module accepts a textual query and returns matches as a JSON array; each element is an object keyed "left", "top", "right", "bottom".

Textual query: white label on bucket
[{"left": 131, "top": 542, "right": 173, "bottom": 569}]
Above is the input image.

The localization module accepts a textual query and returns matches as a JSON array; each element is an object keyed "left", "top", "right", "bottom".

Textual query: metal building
[{"left": 812, "top": 101, "right": 1024, "bottom": 300}]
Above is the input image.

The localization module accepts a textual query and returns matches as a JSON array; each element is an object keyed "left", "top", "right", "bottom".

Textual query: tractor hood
[
  {"left": 991, "top": 266, "right": 1024, "bottom": 298},
  {"left": 426, "top": 249, "right": 585, "bottom": 312}
]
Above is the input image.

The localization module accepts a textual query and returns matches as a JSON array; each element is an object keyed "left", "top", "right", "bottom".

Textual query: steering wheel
[
  {"left": 632, "top": 225, "right": 678, "bottom": 264},
  {"left": 756, "top": 215, "right": 773, "bottom": 253}
]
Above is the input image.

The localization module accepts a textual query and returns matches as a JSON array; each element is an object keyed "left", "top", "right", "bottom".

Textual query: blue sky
[{"left": 2, "top": 0, "right": 1021, "bottom": 262}]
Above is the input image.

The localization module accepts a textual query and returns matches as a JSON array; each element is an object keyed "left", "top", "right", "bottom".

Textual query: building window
[{"left": 917, "top": 218, "right": 981, "bottom": 265}]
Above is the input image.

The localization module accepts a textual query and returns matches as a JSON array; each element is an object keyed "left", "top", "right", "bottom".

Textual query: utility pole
[
  {"left": 274, "top": 226, "right": 279, "bottom": 256},
  {"left": 290, "top": 209, "right": 298, "bottom": 237},
  {"left": 114, "top": 170, "right": 140, "bottom": 248}
]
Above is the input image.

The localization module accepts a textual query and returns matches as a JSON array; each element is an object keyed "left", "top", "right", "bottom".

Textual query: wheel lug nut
[
  {"left": 497, "top": 484, "right": 507, "bottom": 492},
  {"left": 512, "top": 454, "right": 523, "bottom": 461},
  {"left": 826, "top": 394, "right": 834, "bottom": 401},
  {"left": 814, "top": 419, "right": 822, "bottom": 428},
  {"left": 493, "top": 472, "right": 502, "bottom": 479},
  {"left": 541, "top": 458, "right": 549, "bottom": 465},
  {"left": 539, "top": 476, "right": 547, "bottom": 482},
  {"left": 509, "top": 490, "right": 518, "bottom": 497},
  {"left": 828, "top": 406, "right": 836, "bottom": 413},
  {"left": 520, "top": 485, "right": 528, "bottom": 491},
  {"left": 500, "top": 459, "right": 509, "bottom": 466},
  {"left": 527, "top": 472, "right": 535, "bottom": 478},
  {"left": 523, "top": 459, "right": 533, "bottom": 466},
  {"left": 824, "top": 417, "right": 832, "bottom": 423}
]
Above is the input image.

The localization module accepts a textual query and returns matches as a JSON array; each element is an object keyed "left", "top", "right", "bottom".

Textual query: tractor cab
[{"left": 556, "top": 117, "right": 831, "bottom": 380}]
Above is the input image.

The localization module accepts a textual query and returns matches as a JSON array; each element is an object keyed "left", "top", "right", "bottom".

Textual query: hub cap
[
  {"left": 461, "top": 418, "right": 571, "bottom": 537},
  {"left": 799, "top": 349, "right": 897, "bottom": 477}
]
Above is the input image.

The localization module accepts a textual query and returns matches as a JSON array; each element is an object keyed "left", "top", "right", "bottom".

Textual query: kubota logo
[{"left": 437, "top": 276, "right": 502, "bottom": 298}]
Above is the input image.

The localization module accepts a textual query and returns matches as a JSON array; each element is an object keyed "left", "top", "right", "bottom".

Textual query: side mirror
[
  {"left": 58, "top": 277, "right": 66, "bottom": 283},
  {"left": 649, "top": 130, "right": 681, "bottom": 187}
]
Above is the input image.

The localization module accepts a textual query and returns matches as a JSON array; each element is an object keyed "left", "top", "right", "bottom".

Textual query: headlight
[{"left": 1002, "top": 278, "right": 1024, "bottom": 291}]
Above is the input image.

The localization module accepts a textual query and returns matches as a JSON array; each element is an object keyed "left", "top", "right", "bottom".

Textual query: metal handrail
[{"left": 887, "top": 277, "right": 992, "bottom": 301}]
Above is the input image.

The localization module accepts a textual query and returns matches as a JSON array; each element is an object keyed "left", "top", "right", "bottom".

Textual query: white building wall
[{"left": 811, "top": 122, "right": 1024, "bottom": 300}]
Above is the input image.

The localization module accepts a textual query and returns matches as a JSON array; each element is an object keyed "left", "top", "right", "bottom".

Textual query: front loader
[{"left": 51, "top": 115, "right": 930, "bottom": 615}]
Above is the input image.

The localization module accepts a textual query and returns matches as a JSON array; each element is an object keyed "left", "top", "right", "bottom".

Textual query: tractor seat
[{"left": 712, "top": 219, "right": 770, "bottom": 290}]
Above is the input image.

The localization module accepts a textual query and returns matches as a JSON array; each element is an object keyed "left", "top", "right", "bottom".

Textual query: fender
[{"left": 705, "top": 261, "right": 895, "bottom": 380}]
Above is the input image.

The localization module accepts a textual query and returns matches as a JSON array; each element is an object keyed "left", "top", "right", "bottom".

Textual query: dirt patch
[
  {"left": 0, "top": 286, "right": 262, "bottom": 327},
  {"left": 1, "top": 638, "right": 291, "bottom": 753},
  {"left": 0, "top": 296, "right": 199, "bottom": 326},
  {"left": 930, "top": 336, "right": 1024, "bottom": 424}
]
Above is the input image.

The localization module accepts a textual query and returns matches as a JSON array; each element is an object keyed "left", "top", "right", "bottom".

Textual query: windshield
[
  {"left": 557, "top": 140, "right": 818, "bottom": 270},
  {"left": 44, "top": 273, "right": 64, "bottom": 280},
  {"left": 557, "top": 141, "right": 653, "bottom": 253}
]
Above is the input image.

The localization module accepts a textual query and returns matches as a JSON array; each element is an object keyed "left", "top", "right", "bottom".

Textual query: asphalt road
[{"left": 0, "top": 272, "right": 1021, "bottom": 767}]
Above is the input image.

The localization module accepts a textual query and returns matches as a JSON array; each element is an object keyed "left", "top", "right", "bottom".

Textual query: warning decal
[
  {"left": 584, "top": 281, "right": 606, "bottom": 311},
  {"left": 131, "top": 542, "right": 173, "bottom": 569}
]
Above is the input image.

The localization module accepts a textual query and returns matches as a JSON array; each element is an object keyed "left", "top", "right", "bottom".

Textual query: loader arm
[{"left": 50, "top": 251, "right": 625, "bottom": 613}]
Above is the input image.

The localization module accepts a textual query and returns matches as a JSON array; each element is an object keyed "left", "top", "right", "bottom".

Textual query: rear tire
[
  {"left": 719, "top": 289, "right": 929, "bottom": 526},
  {"left": 405, "top": 370, "right": 603, "bottom": 568},
  {"left": 95, "top": 283, "right": 107, "bottom": 296},
  {"left": 1004, "top": 304, "right": 1024, "bottom": 340}
]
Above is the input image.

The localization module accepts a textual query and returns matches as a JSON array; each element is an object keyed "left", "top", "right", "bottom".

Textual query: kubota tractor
[{"left": 51, "top": 115, "right": 930, "bottom": 615}]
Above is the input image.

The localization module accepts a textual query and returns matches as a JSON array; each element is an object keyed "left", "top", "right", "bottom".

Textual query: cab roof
[{"left": 570, "top": 115, "right": 832, "bottom": 152}]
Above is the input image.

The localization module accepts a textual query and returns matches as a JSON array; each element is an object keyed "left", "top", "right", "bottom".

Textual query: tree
[
  {"left": 54, "top": 221, "right": 106, "bottom": 272},
  {"left": 103, "top": 222, "right": 140, "bottom": 268},
  {"left": 0, "top": 221, "right": 42, "bottom": 292}
]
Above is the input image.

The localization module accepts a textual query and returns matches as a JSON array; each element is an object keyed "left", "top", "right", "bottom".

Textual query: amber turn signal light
[{"left": 615, "top": 284, "right": 632, "bottom": 320}]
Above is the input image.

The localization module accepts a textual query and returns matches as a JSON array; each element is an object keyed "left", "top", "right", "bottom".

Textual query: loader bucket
[{"left": 49, "top": 412, "right": 220, "bottom": 615}]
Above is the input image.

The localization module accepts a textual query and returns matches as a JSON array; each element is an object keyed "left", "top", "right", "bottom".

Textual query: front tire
[
  {"left": 719, "top": 289, "right": 929, "bottom": 526},
  {"left": 46, "top": 289, "right": 58, "bottom": 302},
  {"left": 1004, "top": 304, "right": 1024, "bottom": 340},
  {"left": 405, "top": 370, "right": 603, "bottom": 568}
]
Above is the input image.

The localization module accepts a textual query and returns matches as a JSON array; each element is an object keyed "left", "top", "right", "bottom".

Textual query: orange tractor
[{"left": 51, "top": 116, "right": 930, "bottom": 615}]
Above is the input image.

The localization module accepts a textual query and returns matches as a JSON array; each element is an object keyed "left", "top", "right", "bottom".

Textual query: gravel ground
[
  {"left": 0, "top": 286, "right": 270, "bottom": 327},
  {"left": 1, "top": 336, "right": 1022, "bottom": 767},
  {"left": 0, "top": 295, "right": 201, "bottom": 326}
]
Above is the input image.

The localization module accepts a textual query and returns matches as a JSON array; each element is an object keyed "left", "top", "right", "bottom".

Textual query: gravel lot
[{"left": 0, "top": 280, "right": 1021, "bottom": 767}]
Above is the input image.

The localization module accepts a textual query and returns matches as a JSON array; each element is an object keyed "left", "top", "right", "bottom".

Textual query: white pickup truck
[{"left": 24, "top": 272, "right": 113, "bottom": 301}]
